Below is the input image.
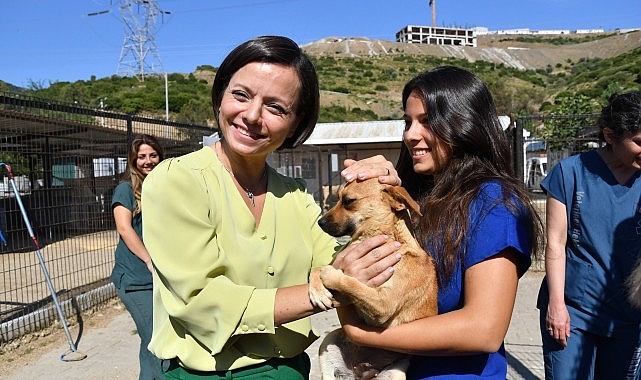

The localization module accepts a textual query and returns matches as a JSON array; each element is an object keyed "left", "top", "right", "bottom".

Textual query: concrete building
[
  {"left": 396, "top": 25, "right": 477, "bottom": 47},
  {"left": 533, "top": 29, "right": 571, "bottom": 35},
  {"left": 575, "top": 29, "right": 605, "bottom": 34}
]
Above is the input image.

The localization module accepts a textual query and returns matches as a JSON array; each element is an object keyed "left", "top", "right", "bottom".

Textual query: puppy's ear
[{"left": 383, "top": 186, "right": 422, "bottom": 216}]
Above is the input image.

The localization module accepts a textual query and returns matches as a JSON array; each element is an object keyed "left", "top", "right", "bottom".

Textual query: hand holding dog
[
  {"left": 309, "top": 236, "right": 401, "bottom": 310},
  {"left": 338, "top": 155, "right": 403, "bottom": 290},
  {"left": 332, "top": 235, "right": 402, "bottom": 288}
]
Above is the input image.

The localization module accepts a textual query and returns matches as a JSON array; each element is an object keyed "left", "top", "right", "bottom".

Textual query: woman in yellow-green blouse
[{"left": 142, "top": 35, "right": 401, "bottom": 380}]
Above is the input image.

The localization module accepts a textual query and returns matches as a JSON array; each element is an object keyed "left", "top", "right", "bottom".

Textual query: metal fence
[
  {"left": 0, "top": 90, "right": 603, "bottom": 344},
  {"left": 0, "top": 91, "right": 214, "bottom": 342},
  {"left": 513, "top": 113, "right": 602, "bottom": 191}
]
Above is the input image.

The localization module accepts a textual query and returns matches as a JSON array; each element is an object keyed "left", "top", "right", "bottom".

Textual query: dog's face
[{"left": 318, "top": 178, "right": 421, "bottom": 238}]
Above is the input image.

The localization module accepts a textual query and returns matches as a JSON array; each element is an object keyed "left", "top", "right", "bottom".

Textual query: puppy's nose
[{"left": 318, "top": 217, "right": 328, "bottom": 229}]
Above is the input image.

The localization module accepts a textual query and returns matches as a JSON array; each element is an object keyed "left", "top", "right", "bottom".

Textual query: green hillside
[{"left": 2, "top": 35, "right": 640, "bottom": 134}]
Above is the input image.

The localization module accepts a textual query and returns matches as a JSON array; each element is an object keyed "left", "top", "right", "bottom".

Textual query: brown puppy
[{"left": 309, "top": 178, "right": 438, "bottom": 380}]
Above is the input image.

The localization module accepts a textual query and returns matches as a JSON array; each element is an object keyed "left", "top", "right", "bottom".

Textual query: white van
[{"left": 525, "top": 157, "right": 547, "bottom": 192}]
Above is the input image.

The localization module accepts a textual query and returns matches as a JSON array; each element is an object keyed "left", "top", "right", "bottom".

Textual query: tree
[
  {"left": 177, "top": 99, "right": 213, "bottom": 124},
  {"left": 540, "top": 93, "right": 600, "bottom": 151},
  {"left": 0, "top": 152, "right": 31, "bottom": 177}
]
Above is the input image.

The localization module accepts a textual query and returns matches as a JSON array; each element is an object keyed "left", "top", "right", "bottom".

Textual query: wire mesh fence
[
  {"left": 0, "top": 91, "right": 214, "bottom": 342},
  {"left": 514, "top": 113, "right": 601, "bottom": 182}
]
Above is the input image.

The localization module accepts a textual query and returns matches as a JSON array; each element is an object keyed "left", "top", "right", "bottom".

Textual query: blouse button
[{"left": 267, "top": 266, "right": 275, "bottom": 275}]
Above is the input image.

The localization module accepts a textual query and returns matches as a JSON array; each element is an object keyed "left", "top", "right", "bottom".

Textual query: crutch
[{"left": 0, "top": 162, "right": 87, "bottom": 361}]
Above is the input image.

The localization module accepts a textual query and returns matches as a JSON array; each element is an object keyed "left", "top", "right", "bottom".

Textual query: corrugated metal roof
[
  {"left": 304, "top": 120, "right": 405, "bottom": 145},
  {"left": 304, "top": 117, "right": 512, "bottom": 146}
]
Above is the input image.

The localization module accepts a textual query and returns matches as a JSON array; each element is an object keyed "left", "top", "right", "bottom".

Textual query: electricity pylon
[
  {"left": 89, "top": 0, "right": 170, "bottom": 81},
  {"left": 117, "top": 0, "right": 169, "bottom": 80}
]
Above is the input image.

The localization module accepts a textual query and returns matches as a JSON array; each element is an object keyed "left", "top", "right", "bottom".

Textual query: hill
[
  {"left": 295, "top": 30, "right": 641, "bottom": 120},
  {"left": 4, "top": 30, "right": 641, "bottom": 125},
  {"left": 301, "top": 30, "right": 641, "bottom": 71}
]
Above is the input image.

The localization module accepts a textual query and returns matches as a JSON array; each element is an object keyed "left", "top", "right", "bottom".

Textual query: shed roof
[
  {"left": 304, "top": 120, "right": 404, "bottom": 145},
  {"left": 304, "top": 116, "right": 512, "bottom": 145}
]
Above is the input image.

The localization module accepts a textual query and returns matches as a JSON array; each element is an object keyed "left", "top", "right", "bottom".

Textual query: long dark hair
[
  {"left": 211, "top": 35, "right": 320, "bottom": 150},
  {"left": 397, "top": 66, "right": 542, "bottom": 283},
  {"left": 597, "top": 90, "right": 641, "bottom": 148},
  {"left": 125, "top": 134, "right": 164, "bottom": 215}
]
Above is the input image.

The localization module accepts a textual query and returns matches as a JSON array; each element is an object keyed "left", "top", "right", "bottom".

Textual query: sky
[{"left": 2, "top": 0, "right": 640, "bottom": 88}]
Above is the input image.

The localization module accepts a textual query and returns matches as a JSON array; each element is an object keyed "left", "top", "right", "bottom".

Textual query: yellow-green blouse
[{"left": 141, "top": 146, "right": 338, "bottom": 372}]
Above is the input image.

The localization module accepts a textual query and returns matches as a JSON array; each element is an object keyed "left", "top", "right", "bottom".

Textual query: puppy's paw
[
  {"left": 309, "top": 286, "right": 334, "bottom": 311},
  {"left": 309, "top": 267, "right": 335, "bottom": 310},
  {"left": 319, "top": 265, "right": 345, "bottom": 288}
]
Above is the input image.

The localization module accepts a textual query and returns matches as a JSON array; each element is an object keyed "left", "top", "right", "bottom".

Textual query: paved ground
[{"left": 2, "top": 270, "right": 546, "bottom": 380}]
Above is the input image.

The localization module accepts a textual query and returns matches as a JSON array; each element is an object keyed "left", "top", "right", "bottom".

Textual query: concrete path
[{"left": 3, "top": 270, "right": 546, "bottom": 380}]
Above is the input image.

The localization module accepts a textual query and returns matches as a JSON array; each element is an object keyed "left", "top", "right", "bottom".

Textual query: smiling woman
[
  {"left": 538, "top": 90, "right": 641, "bottom": 379},
  {"left": 110, "top": 133, "right": 164, "bottom": 380},
  {"left": 140, "top": 35, "right": 403, "bottom": 379},
  {"left": 212, "top": 61, "right": 302, "bottom": 211},
  {"left": 336, "top": 66, "right": 544, "bottom": 379}
]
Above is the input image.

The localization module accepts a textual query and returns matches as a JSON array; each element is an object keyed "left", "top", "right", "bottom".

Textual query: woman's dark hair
[
  {"left": 597, "top": 90, "right": 641, "bottom": 147},
  {"left": 211, "top": 35, "right": 320, "bottom": 150},
  {"left": 126, "top": 133, "right": 164, "bottom": 215},
  {"left": 396, "top": 66, "right": 542, "bottom": 283}
]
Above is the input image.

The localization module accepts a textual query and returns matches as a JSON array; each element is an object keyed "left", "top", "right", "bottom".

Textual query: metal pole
[
  {"left": 165, "top": 72, "right": 170, "bottom": 138},
  {"left": 0, "top": 163, "right": 86, "bottom": 360}
]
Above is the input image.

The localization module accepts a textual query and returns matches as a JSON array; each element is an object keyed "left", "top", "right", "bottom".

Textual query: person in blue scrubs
[
  {"left": 538, "top": 90, "right": 641, "bottom": 379},
  {"left": 337, "top": 66, "right": 544, "bottom": 379}
]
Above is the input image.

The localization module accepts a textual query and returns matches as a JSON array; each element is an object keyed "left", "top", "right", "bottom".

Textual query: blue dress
[{"left": 408, "top": 181, "right": 533, "bottom": 379}]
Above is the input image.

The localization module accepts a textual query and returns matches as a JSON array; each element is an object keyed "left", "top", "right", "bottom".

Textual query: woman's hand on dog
[
  {"left": 332, "top": 235, "right": 402, "bottom": 288},
  {"left": 342, "top": 155, "right": 401, "bottom": 186}
]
